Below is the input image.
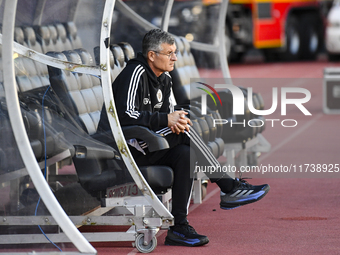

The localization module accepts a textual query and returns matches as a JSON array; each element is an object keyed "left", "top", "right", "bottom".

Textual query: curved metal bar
[
  {"left": 217, "top": 0, "right": 231, "bottom": 78},
  {"left": 116, "top": 0, "right": 158, "bottom": 31},
  {"left": 0, "top": 34, "right": 100, "bottom": 76},
  {"left": 2, "top": 0, "right": 96, "bottom": 253},
  {"left": 32, "top": 0, "right": 47, "bottom": 25},
  {"left": 189, "top": 41, "right": 220, "bottom": 53},
  {"left": 100, "top": 0, "right": 173, "bottom": 221},
  {"left": 188, "top": 0, "right": 231, "bottom": 78},
  {"left": 161, "top": 0, "right": 174, "bottom": 32}
]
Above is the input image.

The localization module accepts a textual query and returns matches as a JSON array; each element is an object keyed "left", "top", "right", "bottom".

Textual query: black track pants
[{"left": 132, "top": 129, "right": 232, "bottom": 225}]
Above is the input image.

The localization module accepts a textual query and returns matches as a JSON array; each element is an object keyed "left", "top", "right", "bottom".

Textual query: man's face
[{"left": 149, "top": 43, "right": 177, "bottom": 75}]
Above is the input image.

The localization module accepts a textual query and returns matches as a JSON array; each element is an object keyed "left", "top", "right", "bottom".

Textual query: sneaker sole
[
  {"left": 220, "top": 205, "right": 240, "bottom": 210},
  {"left": 220, "top": 185, "right": 270, "bottom": 210},
  {"left": 164, "top": 236, "right": 209, "bottom": 247}
]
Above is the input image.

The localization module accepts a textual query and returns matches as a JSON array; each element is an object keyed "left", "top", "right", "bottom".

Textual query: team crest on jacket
[{"left": 156, "top": 89, "right": 163, "bottom": 102}]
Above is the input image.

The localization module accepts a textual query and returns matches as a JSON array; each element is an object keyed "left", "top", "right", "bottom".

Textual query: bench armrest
[{"left": 122, "top": 125, "right": 169, "bottom": 152}]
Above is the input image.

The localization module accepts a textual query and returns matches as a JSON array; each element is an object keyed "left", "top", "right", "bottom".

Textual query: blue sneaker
[
  {"left": 220, "top": 178, "right": 270, "bottom": 210},
  {"left": 164, "top": 223, "right": 209, "bottom": 247}
]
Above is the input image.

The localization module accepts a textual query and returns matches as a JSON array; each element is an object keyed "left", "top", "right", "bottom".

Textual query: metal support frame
[
  {"left": 2, "top": 0, "right": 96, "bottom": 253},
  {"left": 161, "top": 0, "right": 174, "bottom": 32},
  {"left": 192, "top": 174, "right": 203, "bottom": 203},
  {"left": 0, "top": 34, "right": 101, "bottom": 77},
  {"left": 0, "top": 193, "right": 173, "bottom": 245}
]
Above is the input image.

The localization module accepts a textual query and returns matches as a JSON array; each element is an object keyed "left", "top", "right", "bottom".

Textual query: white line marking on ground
[{"left": 259, "top": 113, "right": 323, "bottom": 162}]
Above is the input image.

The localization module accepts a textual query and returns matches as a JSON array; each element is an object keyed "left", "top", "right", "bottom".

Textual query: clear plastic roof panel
[
  {"left": 1, "top": 0, "right": 227, "bottom": 253},
  {"left": 0, "top": 0, "right": 143, "bottom": 253}
]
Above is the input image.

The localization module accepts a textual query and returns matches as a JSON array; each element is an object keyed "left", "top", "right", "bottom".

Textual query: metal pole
[
  {"left": 161, "top": 0, "right": 174, "bottom": 32},
  {"left": 218, "top": 0, "right": 231, "bottom": 78},
  {"left": 116, "top": 0, "right": 157, "bottom": 31}
]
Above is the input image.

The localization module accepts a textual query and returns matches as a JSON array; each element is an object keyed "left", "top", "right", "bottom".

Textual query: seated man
[{"left": 98, "top": 29, "right": 270, "bottom": 247}]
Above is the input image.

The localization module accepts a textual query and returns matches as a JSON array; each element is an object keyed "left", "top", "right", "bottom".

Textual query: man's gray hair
[{"left": 142, "top": 29, "right": 175, "bottom": 58}]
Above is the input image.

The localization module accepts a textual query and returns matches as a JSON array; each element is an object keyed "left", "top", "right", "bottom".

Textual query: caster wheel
[{"left": 135, "top": 234, "right": 157, "bottom": 253}]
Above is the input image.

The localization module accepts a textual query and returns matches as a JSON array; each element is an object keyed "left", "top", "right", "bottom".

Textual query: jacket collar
[{"left": 129, "top": 52, "right": 166, "bottom": 86}]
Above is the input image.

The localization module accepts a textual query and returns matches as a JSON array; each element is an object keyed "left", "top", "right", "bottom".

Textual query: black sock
[
  {"left": 173, "top": 218, "right": 188, "bottom": 227},
  {"left": 214, "top": 177, "right": 235, "bottom": 193}
]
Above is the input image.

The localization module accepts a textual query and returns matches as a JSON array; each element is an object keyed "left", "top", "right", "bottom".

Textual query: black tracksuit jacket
[{"left": 98, "top": 52, "right": 173, "bottom": 135}]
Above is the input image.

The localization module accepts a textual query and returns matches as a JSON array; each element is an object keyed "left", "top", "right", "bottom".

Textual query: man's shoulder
[
  {"left": 125, "top": 61, "right": 145, "bottom": 73},
  {"left": 116, "top": 62, "right": 146, "bottom": 80}
]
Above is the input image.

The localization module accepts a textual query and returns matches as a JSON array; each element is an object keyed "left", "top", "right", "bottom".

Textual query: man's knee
[
  {"left": 169, "top": 144, "right": 196, "bottom": 171},
  {"left": 165, "top": 132, "right": 190, "bottom": 148}
]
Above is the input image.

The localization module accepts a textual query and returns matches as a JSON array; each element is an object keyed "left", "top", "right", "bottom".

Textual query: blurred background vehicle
[
  {"left": 325, "top": 0, "right": 340, "bottom": 61},
  {"left": 224, "top": 0, "right": 333, "bottom": 62}
]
